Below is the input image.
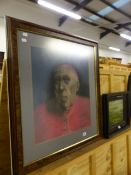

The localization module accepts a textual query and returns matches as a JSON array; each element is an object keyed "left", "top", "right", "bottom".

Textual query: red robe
[{"left": 34, "top": 96, "right": 91, "bottom": 143}]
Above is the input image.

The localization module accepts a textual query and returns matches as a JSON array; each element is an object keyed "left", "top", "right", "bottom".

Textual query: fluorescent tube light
[
  {"left": 108, "top": 47, "right": 120, "bottom": 52},
  {"left": 120, "top": 33, "right": 131, "bottom": 41},
  {"left": 37, "top": 0, "right": 81, "bottom": 20}
]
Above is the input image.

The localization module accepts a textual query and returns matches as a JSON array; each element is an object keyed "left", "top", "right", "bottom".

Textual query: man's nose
[{"left": 59, "top": 81, "right": 65, "bottom": 90}]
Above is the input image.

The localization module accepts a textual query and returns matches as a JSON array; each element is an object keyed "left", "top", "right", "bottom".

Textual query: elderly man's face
[{"left": 54, "top": 65, "right": 79, "bottom": 111}]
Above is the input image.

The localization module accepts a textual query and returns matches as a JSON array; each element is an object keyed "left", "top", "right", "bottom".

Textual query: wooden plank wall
[
  {"left": 28, "top": 130, "right": 131, "bottom": 175},
  {"left": 99, "top": 63, "right": 130, "bottom": 94},
  {"left": 0, "top": 59, "right": 11, "bottom": 175}
]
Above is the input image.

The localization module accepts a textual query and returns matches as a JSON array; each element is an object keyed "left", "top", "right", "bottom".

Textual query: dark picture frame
[
  {"left": 6, "top": 16, "right": 100, "bottom": 174},
  {"left": 0, "top": 51, "right": 4, "bottom": 70},
  {"left": 102, "top": 92, "right": 130, "bottom": 138}
]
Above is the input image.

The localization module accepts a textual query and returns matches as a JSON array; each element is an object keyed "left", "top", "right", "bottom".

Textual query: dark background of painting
[{"left": 31, "top": 44, "right": 90, "bottom": 109}]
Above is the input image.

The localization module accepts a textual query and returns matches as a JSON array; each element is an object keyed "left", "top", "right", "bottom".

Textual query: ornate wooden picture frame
[{"left": 6, "top": 16, "right": 100, "bottom": 174}]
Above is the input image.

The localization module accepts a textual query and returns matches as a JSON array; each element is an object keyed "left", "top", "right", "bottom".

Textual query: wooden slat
[
  {"left": 112, "top": 137, "right": 128, "bottom": 175},
  {"left": 127, "top": 134, "right": 131, "bottom": 174},
  {"left": 0, "top": 59, "right": 11, "bottom": 175},
  {"left": 90, "top": 155, "right": 96, "bottom": 175},
  {"left": 95, "top": 145, "right": 112, "bottom": 175}
]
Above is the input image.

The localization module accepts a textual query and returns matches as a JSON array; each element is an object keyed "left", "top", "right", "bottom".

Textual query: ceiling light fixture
[
  {"left": 108, "top": 47, "right": 120, "bottom": 51},
  {"left": 37, "top": 0, "right": 81, "bottom": 20},
  {"left": 120, "top": 33, "right": 131, "bottom": 41}
]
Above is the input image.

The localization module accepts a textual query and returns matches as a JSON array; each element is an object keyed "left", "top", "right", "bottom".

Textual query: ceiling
[{"left": 28, "top": 0, "right": 131, "bottom": 49}]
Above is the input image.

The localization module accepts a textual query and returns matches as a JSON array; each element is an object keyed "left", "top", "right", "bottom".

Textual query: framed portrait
[
  {"left": 6, "top": 16, "right": 100, "bottom": 174},
  {"left": 102, "top": 92, "right": 130, "bottom": 138}
]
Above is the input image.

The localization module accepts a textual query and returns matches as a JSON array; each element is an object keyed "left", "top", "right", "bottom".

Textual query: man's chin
[
  {"left": 56, "top": 99, "right": 70, "bottom": 110},
  {"left": 56, "top": 96, "right": 67, "bottom": 102}
]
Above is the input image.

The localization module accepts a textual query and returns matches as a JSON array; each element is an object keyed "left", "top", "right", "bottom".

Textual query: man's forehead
[
  {"left": 55, "top": 69, "right": 78, "bottom": 79},
  {"left": 54, "top": 64, "right": 78, "bottom": 76}
]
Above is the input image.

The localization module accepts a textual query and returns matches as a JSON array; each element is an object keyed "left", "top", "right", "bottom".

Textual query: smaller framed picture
[{"left": 102, "top": 92, "right": 130, "bottom": 138}]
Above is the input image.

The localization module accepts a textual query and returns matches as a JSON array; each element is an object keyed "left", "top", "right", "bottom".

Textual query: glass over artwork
[{"left": 109, "top": 99, "right": 123, "bottom": 127}]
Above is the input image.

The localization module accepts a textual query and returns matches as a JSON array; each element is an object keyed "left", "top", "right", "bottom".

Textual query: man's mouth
[
  {"left": 56, "top": 94, "right": 68, "bottom": 102},
  {"left": 60, "top": 95, "right": 67, "bottom": 100}
]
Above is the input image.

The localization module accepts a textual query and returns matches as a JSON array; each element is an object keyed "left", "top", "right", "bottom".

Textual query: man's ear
[{"left": 76, "top": 80, "right": 80, "bottom": 93}]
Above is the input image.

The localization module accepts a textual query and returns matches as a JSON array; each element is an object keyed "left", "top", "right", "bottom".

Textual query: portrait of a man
[
  {"left": 15, "top": 29, "right": 98, "bottom": 165},
  {"left": 34, "top": 63, "right": 91, "bottom": 143}
]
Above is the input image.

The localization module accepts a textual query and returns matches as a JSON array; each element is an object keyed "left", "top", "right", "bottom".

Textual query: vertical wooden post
[
  {"left": 0, "top": 59, "right": 11, "bottom": 175},
  {"left": 112, "top": 143, "right": 117, "bottom": 175},
  {"left": 127, "top": 134, "right": 131, "bottom": 175},
  {"left": 90, "top": 154, "right": 96, "bottom": 175}
]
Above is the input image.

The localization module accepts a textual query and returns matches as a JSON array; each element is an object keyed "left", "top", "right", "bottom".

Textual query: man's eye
[{"left": 63, "top": 76, "right": 70, "bottom": 84}]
